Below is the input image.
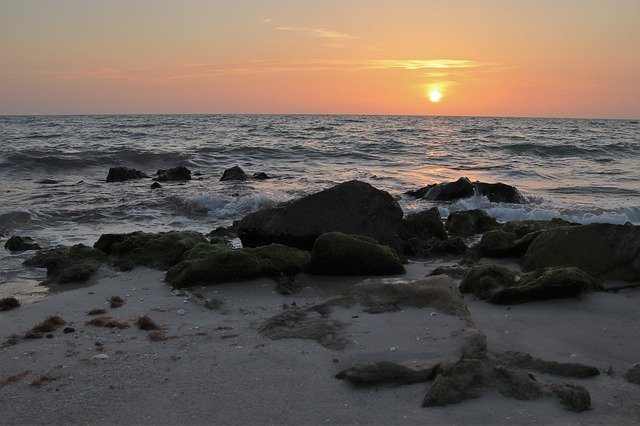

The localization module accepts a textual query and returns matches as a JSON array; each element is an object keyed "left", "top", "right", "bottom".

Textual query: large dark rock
[
  {"left": 94, "top": 231, "right": 207, "bottom": 271},
  {"left": 220, "top": 165, "right": 248, "bottom": 181},
  {"left": 405, "top": 178, "right": 526, "bottom": 204},
  {"left": 235, "top": 180, "right": 405, "bottom": 253},
  {"left": 460, "top": 264, "right": 602, "bottom": 304},
  {"left": 521, "top": 223, "right": 640, "bottom": 282},
  {"left": 24, "top": 244, "right": 107, "bottom": 285},
  {"left": 106, "top": 167, "right": 148, "bottom": 182},
  {"left": 401, "top": 208, "right": 454, "bottom": 256},
  {"left": 165, "top": 243, "right": 311, "bottom": 288},
  {"left": 445, "top": 209, "right": 500, "bottom": 237},
  {"left": 5, "top": 236, "right": 41, "bottom": 252},
  {"left": 156, "top": 166, "right": 191, "bottom": 182},
  {"left": 308, "top": 232, "right": 405, "bottom": 276}
]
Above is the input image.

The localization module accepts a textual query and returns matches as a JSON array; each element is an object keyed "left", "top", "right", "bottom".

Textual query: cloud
[
  {"left": 366, "top": 59, "right": 484, "bottom": 70},
  {"left": 276, "top": 26, "right": 359, "bottom": 39},
  {"left": 260, "top": 18, "right": 275, "bottom": 24}
]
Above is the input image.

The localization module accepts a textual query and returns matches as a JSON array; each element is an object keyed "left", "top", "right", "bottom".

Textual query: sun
[{"left": 429, "top": 89, "right": 443, "bottom": 103}]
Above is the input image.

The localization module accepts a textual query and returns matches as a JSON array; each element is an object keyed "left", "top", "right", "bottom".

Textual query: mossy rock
[
  {"left": 24, "top": 244, "right": 107, "bottom": 285},
  {"left": 521, "top": 223, "right": 640, "bottom": 282},
  {"left": 165, "top": 243, "right": 311, "bottom": 288},
  {"left": 94, "top": 231, "right": 208, "bottom": 271},
  {"left": 445, "top": 210, "right": 500, "bottom": 237},
  {"left": 460, "top": 264, "right": 601, "bottom": 304},
  {"left": 432, "top": 236, "right": 468, "bottom": 255},
  {"left": 400, "top": 208, "right": 447, "bottom": 242},
  {"left": 309, "top": 232, "right": 405, "bottom": 276},
  {"left": 502, "top": 218, "right": 573, "bottom": 237}
]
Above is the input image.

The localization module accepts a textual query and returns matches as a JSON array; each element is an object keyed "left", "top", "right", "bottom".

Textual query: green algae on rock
[
  {"left": 24, "top": 244, "right": 107, "bottom": 285},
  {"left": 445, "top": 209, "right": 500, "bottom": 237},
  {"left": 309, "top": 232, "right": 405, "bottom": 276},
  {"left": 94, "top": 231, "right": 208, "bottom": 271}
]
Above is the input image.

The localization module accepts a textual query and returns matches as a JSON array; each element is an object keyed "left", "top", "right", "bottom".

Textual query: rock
[
  {"left": 275, "top": 273, "right": 301, "bottom": 295},
  {"left": 308, "top": 232, "right": 405, "bottom": 276},
  {"left": 253, "top": 172, "right": 271, "bottom": 180},
  {"left": 36, "top": 179, "right": 60, "bottom": 184},
  {"left": 150, "top": 182, "right": 162, "bottom": 189},
  {"left": 623, "top": 363, "right": 640, "bottom": 384},
  {"left": 400, "top": 208, "right": 447, "bottom": 256},
  {"left": 93, "top": 354, "right": 109, "bottom": 360},
  {"left": 423, "top": 177, "right": 475, "bottom": 201},
  {"left": 220, "top": 165, "right": 248, "bottom": 181},
  {"left": 62, "top": 327, "right": 75, "bottom": 334},
  {"left": 165, "top": 243, "right": 311, "bottom": 288},
  {"left": 460, "top": 264, "right": 602, "bottom": 304},
  {"left": 432, "top": 237, "right": 467, "bottom": 255},
  {"left": 94, "top": 231, "right": 208, "bottom": 271},
  {"left": 336, "top": 361, "right": 439, "bottom": 386},
  {"left": 106, "top": 166, "right": 148, "bottom": 182},
  {"left": 549, "top": 383, "right": 591, "bottom": 412},
  {"left": 236, "top": 180, "right": 405, "bottom": 254},
  {"left": 445, "top": 210, "right": 500, "bottom": 237},
  {"left": 404, "top": 185, "right": 436, "bottom": 199},
  {"left": 521, "top": 223, "right": 640, "bottom": 282},
  {"left": 405, "top": 178, "right": 526, "bottom": 204},
  {"left": 474, "top": 182, "right": 527, "bottom": 204},
  {"left": 428, "top": 266, "right": 469, "bottom": 279},
  {"left": 156, "top": 166, "right": 191, "bottom": 181},
  {"left": 0, "top": 297, "right": 20, "bottom": 311},
  {"left": 495, "top": 352, "right": 600, "bottom": 378},
  {"left": 4, "top": 236, "right": 41, "bottom": 252},
  {"left": 24, "top": 244, "right": 107, "bottom": 285}
]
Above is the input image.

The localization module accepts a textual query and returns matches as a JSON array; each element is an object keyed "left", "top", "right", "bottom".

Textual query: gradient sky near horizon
[{"left": 1, "top": 0, "right": 639, "bottom": 118}]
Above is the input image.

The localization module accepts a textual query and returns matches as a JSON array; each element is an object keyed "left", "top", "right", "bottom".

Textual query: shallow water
[{"left": 1, "top": 114, "right": 639, "bottom": 297}]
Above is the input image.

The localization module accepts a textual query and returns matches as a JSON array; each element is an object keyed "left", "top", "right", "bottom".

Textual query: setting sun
[{"left": 429, "top": 89, "right": 443, "bottom": 103}]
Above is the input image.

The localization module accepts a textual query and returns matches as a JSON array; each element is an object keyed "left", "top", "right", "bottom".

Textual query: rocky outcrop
[
  {"left": 220, "top": 165, "right": 248, "bottom": 181},
  {"left": 94, "top": 231, "right": 207, "bottom": 271},
  {"left": 309, "top": 232, "right": 405, "bottom": 276},
  {"left": 235, "top": 180, "right": 405, "bottom": 253},
  {"left": 521, "top": 223, "right": 640, "bottom": 282},
  {"left": 4, "top": 236, "right": 41, "bottom": 252},
  {"left": 459, "top": 264, "right": 602, "bottom": 304},
  {"left": 164, "top": 243, "right": 311, "bottom": 288},
  {"left": 405, "top": 177, "right": 526, "bottom": 204},
  {"left": 155, "top": 166, "right": 191, "bottom": 181},
  {"left": 106, "top": 167, "right": 148, "bottom": 182},
  {"left": 24, "top": 244, "right": 107, "bottom": 285},
  {"left": 445, "top": 209, "right": 500, "bottom": 237}
]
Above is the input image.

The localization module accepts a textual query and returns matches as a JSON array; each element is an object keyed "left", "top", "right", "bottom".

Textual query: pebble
[
  {"left": 63, "top": 327, "right": 75, "bottom": 334},
  {"left": 93, "top": 354, "right": 109, "bottom": 360},
  {"left": 390, "top": 346, "right": 398, "bottom": 352},
  {"left": 176, "top": 309, "right": 186, "bottom": 315}
]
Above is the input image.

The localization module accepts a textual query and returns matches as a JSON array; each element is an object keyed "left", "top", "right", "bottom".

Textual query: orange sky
[{"left": 1, "top": 0, "right": 639, "bottom": 118}]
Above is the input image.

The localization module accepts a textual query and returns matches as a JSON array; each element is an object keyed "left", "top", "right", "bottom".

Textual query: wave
[
  {"left": 178, "top": 192, "right": 289, "bottom": 220},
  {"left": 0, "top": 208, "right": 53, "bottom": 229}
]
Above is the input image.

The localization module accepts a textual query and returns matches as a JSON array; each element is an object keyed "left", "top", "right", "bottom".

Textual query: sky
[{"left": 1, "top": 0, "right": 639, "bottom": 118}]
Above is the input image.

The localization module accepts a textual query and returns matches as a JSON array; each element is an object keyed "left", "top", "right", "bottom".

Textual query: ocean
[{"left": 1, "top": 114, "right": 639, "bottom": 297}]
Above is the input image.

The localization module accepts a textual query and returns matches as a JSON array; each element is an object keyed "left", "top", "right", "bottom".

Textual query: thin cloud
[
  {"left": 276, "top": 26, "right": 359, "bottom": 39},
  {"left": 260, "top": 18, "right": 275, "bottom": 24},
  {"left": 366, "top": 59, "right": 484, "bottom": 70}
]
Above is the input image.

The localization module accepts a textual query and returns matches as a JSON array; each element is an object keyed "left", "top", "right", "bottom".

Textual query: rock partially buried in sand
[
  {"left": 459, "top": 264, "right": 602, "bottom": 304},
  {"left": 220, "top": 165, "right": 248, "bottom": 181},
  {"left": 5, "top": 236, "right": 41, "bottom": 252},
  {"left": 445, "top": 209, "right": 500, "bottom": 237},
  {"left": 235, "top": 180, "right": 405, "bottom": 254},
  {"left": 106, "top": 166, "right": 148, "bottom": 182},
  {"left": 165, "top": 243, "right": 311, "bottom": 288},
  {"left": 156, "top": 166, "right": 191, "bottom": 181},
  {"left": 405, "top": 177, "right": 526, "bottom": 204},
  {"left": 494, "top": 351, "right": 600, "bottom": 378},
  {"left": 0, "top": 296, "right": 20, "bottom": 311},
  {"left": 252, "top": 172, "right": 270, "bottom": 180},
  {"left": 336, "top": 361, "right": 440, "bottom": 386},
  {"left": 521, "top": 223, "right": 640, "bottom": 282},
  {"left": 94, "top": 230, "right": 207, "bottom": 271},
  {"left": 308, "top": 232, "right": 405, "bottom": 276},
  {"left": 24, "top": 244, "right": 107, "bottom": 285},
  {"left": 623, "top": 363, "right": 640, "bottom": 384}
]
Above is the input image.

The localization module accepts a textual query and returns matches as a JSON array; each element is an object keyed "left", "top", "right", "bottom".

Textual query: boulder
[
  {"left": 235, "top": 180, "right": 405, "bottom": 253},
  {"left": 422, "top": 177, "right": 475, "bottom": 201},
  {"left": 94, "top": 231, "right": 207, "bottom": 270},
  {"left": 623, "top": 363, "right": 640, "bottom": 384},
  {"left": 445, "top": 209, "right": 500, "bottom": 237},
  {"left": 474, "top": 182, "right": 527, "bottom": 204},
  {"left": 165, "top": 243, "right": 311, "bottom": 288},
  {"left": 522, "top": 223, "right": 640, "bottom": 282},
  {"left": 432, "top": 236, "right": 468, "bottom": 255},
  {"left": 4, "top": 236, "right": 41, "bottom": 252},
  {"left": 460, "top": 264, "right": 602, "bottom": 304},
  {"left": 400, "top": 208, "right": 447, "bottom": 242},
  {"left": 405, "top": 178, "right": 526, "bottom": 204},
  {"left": 253, "top": 172, "right": 271, "bottom": 180},
  {"left": 24, "top": 244, "right": 107, "bottom": 285},
  {"left": 308, "top": 232, "right": 405, "bottom": 276},
  {"left": 156, "top": 166, "right": 191, "bottom": 181},
  {"left": 106, "top": 167, "right": 148, "bottom": 182},
  {"left": 220, "top": 165, "right": 248, "bottom": 181}
]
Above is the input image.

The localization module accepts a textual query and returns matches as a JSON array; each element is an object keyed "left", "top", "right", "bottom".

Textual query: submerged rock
[
  {"left": 220, "top": 165, "right": 248, "bottom": 181},
  {"left": 474, "top": 182, "right": 527, "bottom": 204},
  {"left": 445, "top": 209, "right": 500, "bottom": 237},
  {"left": 165, "top": 243, "right": 311, "bottom": 287},
  {"left": 521, "top": 223, "right": 640, "bottom": 282},
  {"left": 309, "top": 232, "right": 405, "bottom": 276},
  {"left": 405, "top": 178, "right": 526, "bottom": 204},
  {"left": 459, "top": 264, "right": 602, "bottom": 304},
  {"left": 106, "top": 167, "right": 148, "bottom": 182},
  {"left": 5, "top": 236, "right": 41, "bottom": 252},
  {"left": 236, "top": 180, "right": 405, "bottom": 253},
  {"left": 156, "top": 166, "right": 191, "bottom": 181},
  {"left": 24, "top": 244, "right": 107, "bottom": 285},
  {"left": 94, "top": 231, "right": 207, "bottom": 271}
]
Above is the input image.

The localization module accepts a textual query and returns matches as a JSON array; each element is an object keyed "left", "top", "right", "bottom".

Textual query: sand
[{"left": 1, "top": 260, "right": 639, "bottom": 425}]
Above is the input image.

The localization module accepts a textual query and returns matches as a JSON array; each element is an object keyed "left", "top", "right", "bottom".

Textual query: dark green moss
[
  {"left": 432, "top": 236, "right": 468, "bottom": 255},
  {"left": 459, "top": 264, "right": 518, "bottom": 300},
  {"left": 400, "top": 208, "right": 447, "bottom": 242},
  {"left": 24, "top": 244, "right": 107, "bottom": 285},
  {"left": 309, "top": 232, "right": 405, "bottom": 276},
  {"left": 445, "top": 210, "right": 500, "bottom": 237},
  {"left": 94, "top": 231, "right": 208, "bottom": 270}
]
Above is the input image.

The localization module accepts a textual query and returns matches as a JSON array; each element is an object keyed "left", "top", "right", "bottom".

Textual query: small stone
[
  {"left": 93, "top": 354, "right": 109, "bottom": 360},
  {"left": 46, "top": 334, "right": 53, "bottom": 339},
  {"left": 63, "top": 327, "right": 75, "bottom": 334},
  {"left": 176, "top": 308, "right": 186, "bottom": 315},
  {"left": 390, "top": 346, "right": 398, "bottom": 352}
]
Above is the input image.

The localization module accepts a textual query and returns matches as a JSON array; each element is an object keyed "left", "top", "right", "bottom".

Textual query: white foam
[{"left": 182, "top": 191, "right": 289, "bottom": 220}]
